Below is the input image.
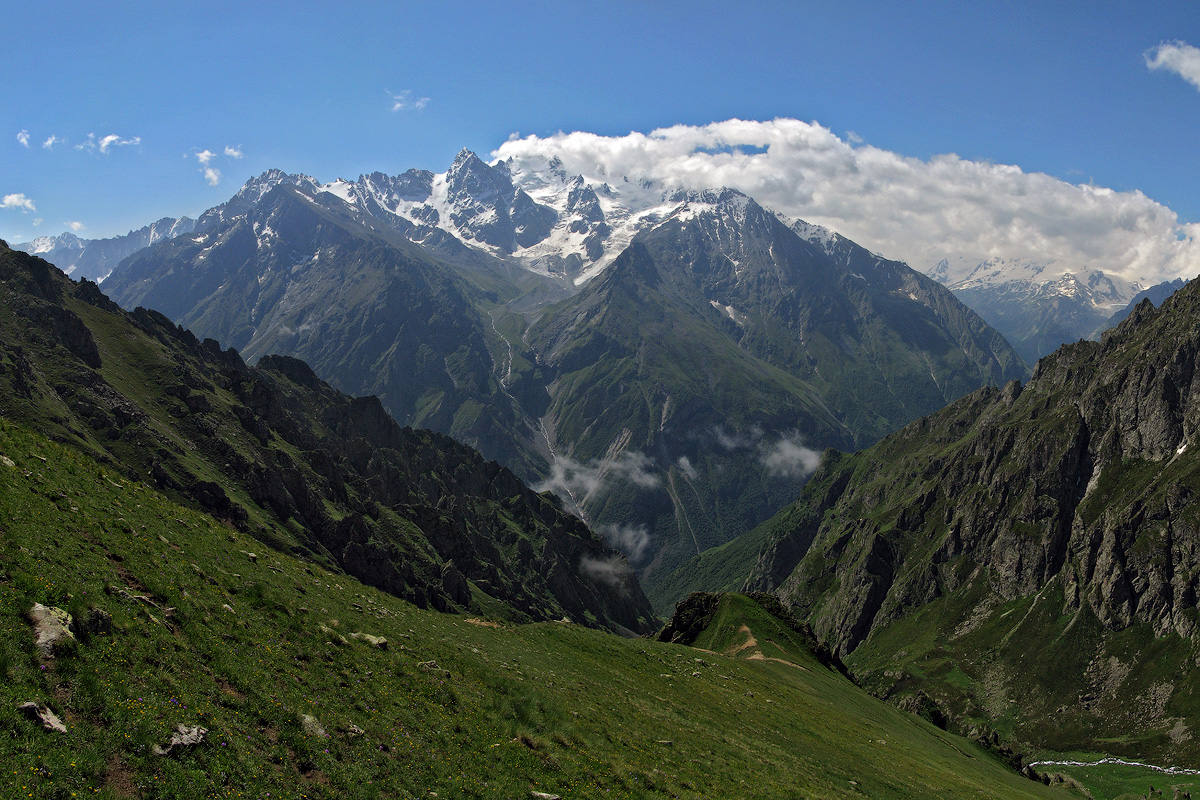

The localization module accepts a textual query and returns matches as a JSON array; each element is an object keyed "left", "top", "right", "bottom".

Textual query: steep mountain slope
[
  {"left": 102, "top": 182, "right": 557, "bottom": 480},
  {"left": 0, "top": 240, "right": 653, "bottom": 633},
  {"left": 0, "top": 437, "right": 1074, "bottom": 798},
  {"left": 744, "top": 276, "right": 1200, "bottom": 762},
  {"left": 15, "top": 216, "right": 195, "bottom": 282},
  {"left": 526, "top": 191, "right": 1027, "bottom": 595},
  {"left": 929, "top": 258, "right": 1142, "bottom": 363}
]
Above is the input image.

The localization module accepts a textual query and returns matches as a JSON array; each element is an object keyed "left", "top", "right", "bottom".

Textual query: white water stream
[{"left": 1028, "top": 757, "right": 1200, "bottom": 776}]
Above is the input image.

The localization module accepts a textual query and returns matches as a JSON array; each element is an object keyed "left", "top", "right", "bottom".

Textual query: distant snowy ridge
[
  {"left": 15, "top": 216, "right": 195, "bottom": 282},
  {"left": 176, "top": 151, "right": 833, "bottom": 287}
]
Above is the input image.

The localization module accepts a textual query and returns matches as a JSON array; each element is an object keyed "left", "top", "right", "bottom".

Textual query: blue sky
[{"left": 4, "top": 0, "right": 1200, "bottom": 248}]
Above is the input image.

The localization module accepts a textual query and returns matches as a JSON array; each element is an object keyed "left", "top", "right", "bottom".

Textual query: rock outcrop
[
  {"left": 152, "top": 724, "right": 207, "bottom": 755},
  {"left": 28, "top": 604, "right": 75, "bottom": 657},
  {"left": 17, "top": 702, "right": 67, "bottom": 733}
]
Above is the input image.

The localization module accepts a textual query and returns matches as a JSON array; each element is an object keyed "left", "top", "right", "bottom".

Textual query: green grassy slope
[
  {"left": 0, "top": 418, "right": 1072, "bottom": 799},
  {"left": 0, "top": 241, "right": 654, "bottom": 633}
]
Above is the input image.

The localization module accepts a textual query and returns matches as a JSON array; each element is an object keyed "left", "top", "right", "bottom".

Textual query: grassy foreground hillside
[
  {"left": 0, "top": 417, "right": 1071, "bottom": 799},
  {"left": 0, "top": 241, "right": 654, "bottom": 632}
]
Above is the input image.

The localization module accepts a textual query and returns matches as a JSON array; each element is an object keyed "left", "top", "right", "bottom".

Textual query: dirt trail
[{"left": 727, "top": 624, "right": 806, "bottom": 670}]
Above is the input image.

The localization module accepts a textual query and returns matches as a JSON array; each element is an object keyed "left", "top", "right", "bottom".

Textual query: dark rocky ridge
[{"left": 743, "top": 271, "right": 1200, "bottom": 758}]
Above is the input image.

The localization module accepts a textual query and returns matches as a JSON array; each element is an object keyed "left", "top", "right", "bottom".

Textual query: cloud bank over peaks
[{"left": 493, "top": 118, "right": 1200, "bottom": 284}]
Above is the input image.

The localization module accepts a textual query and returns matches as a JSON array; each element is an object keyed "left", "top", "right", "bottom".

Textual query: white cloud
[
  {"left": 535, "top": 450, "right": 661, "bottom": 509},
  {"left": 579, "top": 555, "right": 633, "bottom": 590},
  {"left": 1, "top": 193, "right": 36, "bottom": 212},
  {"left": 676, "top": 455, "right": 698, "bottom": 480},
  {"left": 388, "top": 89, "right": 430, "bottom": 112},
  {"left": 714, "top": 425, "right": 763, "bottom": 451},
  {"left": 16, "top": 130, "right": 29, "bottom": 148},
  {"left": 760, "top": 433, "right": 822, "bottom": 479},
  {"left": 597, "top": 522, "right": 652, "bottom": 561},
  {"left": 66, "top": 221, "right": 85, "bottom": 232},
  {"left": 32, "top": 218, "right": 43, "bottom": 227},
  {"left": 710, "top": 425, "right": 821, "bottom": 479},
  {"left": 1146, "top": 41, "right": 1200, "bottom": 92},
  {"left": 76, "top": 132, "right": 141, "bottom": 154},
  {"left": 203, "top": 167, "right": 221, "bottom": 186},
  {"left": 42, "top": 135, "right": 62, "bottom": 150},
  {"left": 493, "top": 118, "right": 1200, "bottom": 284},
  {"left": 224, "top": 145, "right": 243, "bottom": 158},
  {"left": 100, "top": 133, "right": 140, "bottom": 153},
  {"left": 195, "top": 149, "right": 216, "bottom": 165}
]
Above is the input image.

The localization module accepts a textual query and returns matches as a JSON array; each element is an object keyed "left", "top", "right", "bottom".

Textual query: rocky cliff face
[
  {"left": 745, "top": 278, "right": 1200, "bottom": 759},
  {"left": 0, "top": 241, "right": 656, "bottom": 634}
]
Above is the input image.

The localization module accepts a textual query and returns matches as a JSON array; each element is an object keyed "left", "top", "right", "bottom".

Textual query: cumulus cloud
[
  {"left": 75, "top": 132, "right": 141, "bottom": 154},
  {"left": 66, "top": 221, "right": 85, "bottom": 232},
  {"left": 388, "top": 89, "right": 430, "bottom": 112},
  {"left": 492, "top": 118, "right": 1200, "bottom": 284},
  {"left": 191, "top": 146, "right": 243, "bottom": 185},
  {"left": 1, "top": 193, "right": 36, "bottom": 212},
  {"left": 42, "top": 135, "right": 62, "bottom": 150},
  {"left": 1146, "top": 41, "right": 1200, "bottom": 92},
  {"left": 597, "top": 522, "right": 651, "bottom": 561},
  {"left": 579, "top": 555, "right": 633, "bottom": 590},
  {"left": 16, "top": 129, "right": 29, "bottom": 148},
  {"left": 760, "top": 433, "right": 822, "bottom": 479}
]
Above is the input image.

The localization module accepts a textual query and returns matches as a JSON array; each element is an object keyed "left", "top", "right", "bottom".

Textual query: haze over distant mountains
[{"left": 15, "top": 216, "right": 194, "bottom": 282}]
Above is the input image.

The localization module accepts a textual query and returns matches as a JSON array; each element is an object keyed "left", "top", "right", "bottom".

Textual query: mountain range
[
  {"left": 927, "top": 257, "right": 1188, "bottom": 364},
  {"left": 88, "top": 152, "right": 1025, "bottom": 608},
  {"left": 6, "top": 146, "right": 1200, "bottom": 796},
  {"left": 15, "top": 216, "right": 195, "bottom": 282}
]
